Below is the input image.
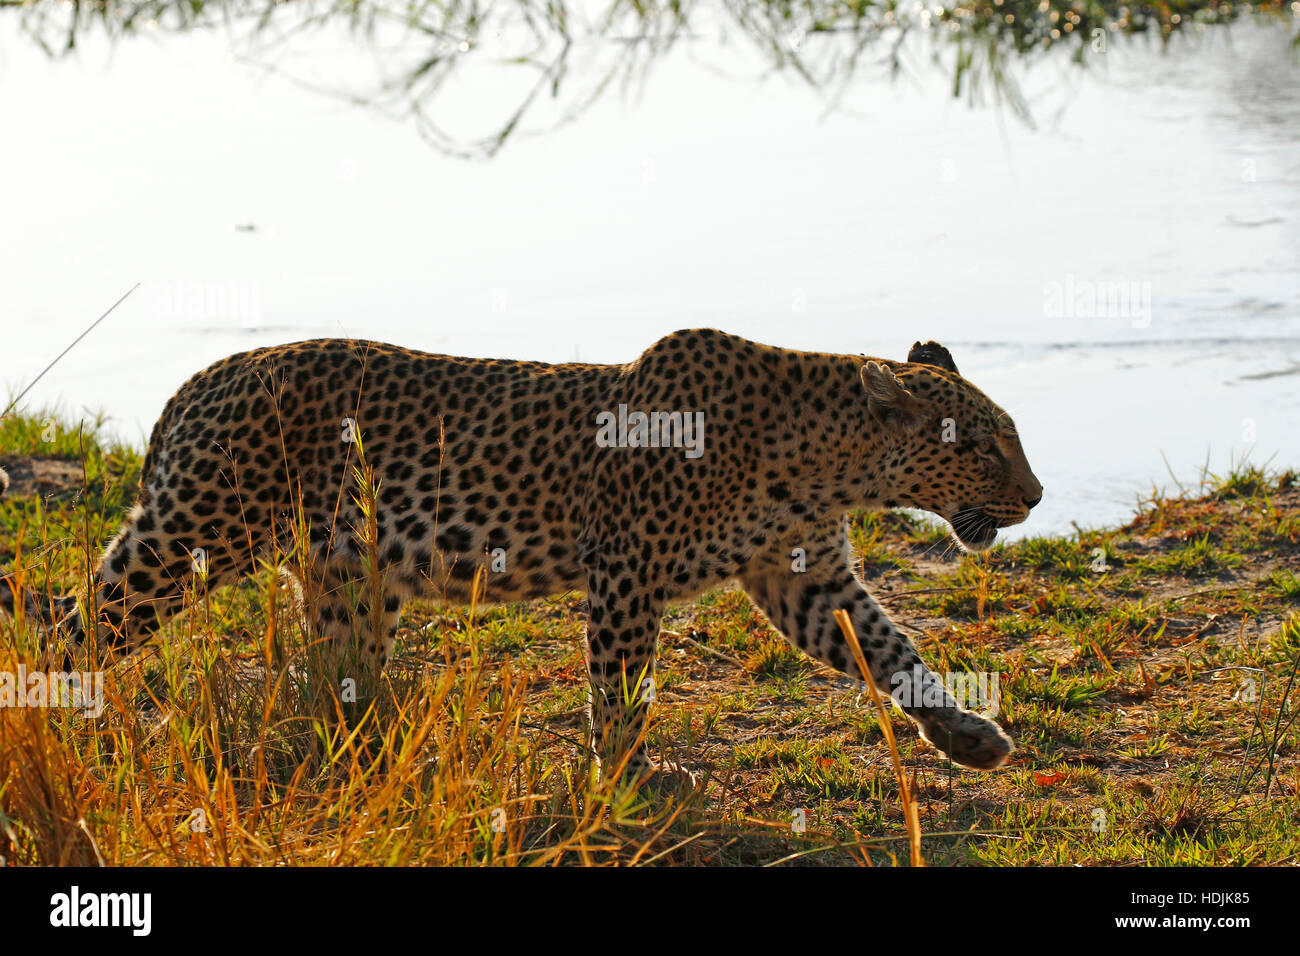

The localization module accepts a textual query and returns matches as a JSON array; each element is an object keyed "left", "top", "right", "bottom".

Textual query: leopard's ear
[
  {"left": 907, "top": 340, "right": 959, "bottom": 375},
  {"left": 860, "top": 361, "right": 920, "bottom": 426}
]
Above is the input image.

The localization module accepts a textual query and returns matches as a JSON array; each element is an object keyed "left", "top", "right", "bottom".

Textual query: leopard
[{"left": 0, "top": 329, "right": 1042, "bottom": 780}]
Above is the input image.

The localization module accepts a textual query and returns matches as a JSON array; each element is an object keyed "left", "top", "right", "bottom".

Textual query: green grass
[
  {"left": 1137, "top": 534, "right": 1246, "bottom": 577},
  {"left": 1271, "top": 570, "right": 1300, "bottom": 604},
  {"left": 996, "top": 535, "right": 1094, "bottom": 580}
]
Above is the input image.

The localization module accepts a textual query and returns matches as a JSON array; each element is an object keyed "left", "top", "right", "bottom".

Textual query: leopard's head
[{"left": 860, "top": 341, "right": 1043, "bottom": 552}]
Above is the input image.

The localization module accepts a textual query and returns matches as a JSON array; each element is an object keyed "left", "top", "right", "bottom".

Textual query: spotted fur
[{"left": 0, "top": 329, "right": 1042, "bottom": 776}]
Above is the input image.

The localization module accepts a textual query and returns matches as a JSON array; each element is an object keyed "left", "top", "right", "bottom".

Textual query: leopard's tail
[
  {"left": 0, "top": 465, "right": 18, "bottom": 620},
  {"left": 0, "top": 466, "right": 74, "bottom": 629}
]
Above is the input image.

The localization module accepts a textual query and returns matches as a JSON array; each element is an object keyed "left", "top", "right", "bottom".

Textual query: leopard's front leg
[
  {"left": 583, "top": 560, "right": 668, "bottom": 782},
  {"left": 741, "top": 521, "right": 1014, "bottom": 770}
]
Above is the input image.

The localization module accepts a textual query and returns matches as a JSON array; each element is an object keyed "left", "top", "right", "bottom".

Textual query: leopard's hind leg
[{"left": 292, "top": 558, "right": 405, "bottom": 694}]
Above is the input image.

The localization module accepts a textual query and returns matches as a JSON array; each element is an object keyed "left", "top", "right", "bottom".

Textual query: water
[{"left": 1, "top": 14, "right": 1297, "bottom": 539}]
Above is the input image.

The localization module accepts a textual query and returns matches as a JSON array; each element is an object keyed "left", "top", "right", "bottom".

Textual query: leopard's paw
[
  {"left": 917, "top": 711, "right": 1014, "bottom": 770},
  {"left": 645, "top": 759, "right": 703, "bottom": 793},
  {"left": 619, "top": 754, "right": 703, "bottom": 794},
  {"left": 600, "top": 750, "right": 703, "bottom": 793}
]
